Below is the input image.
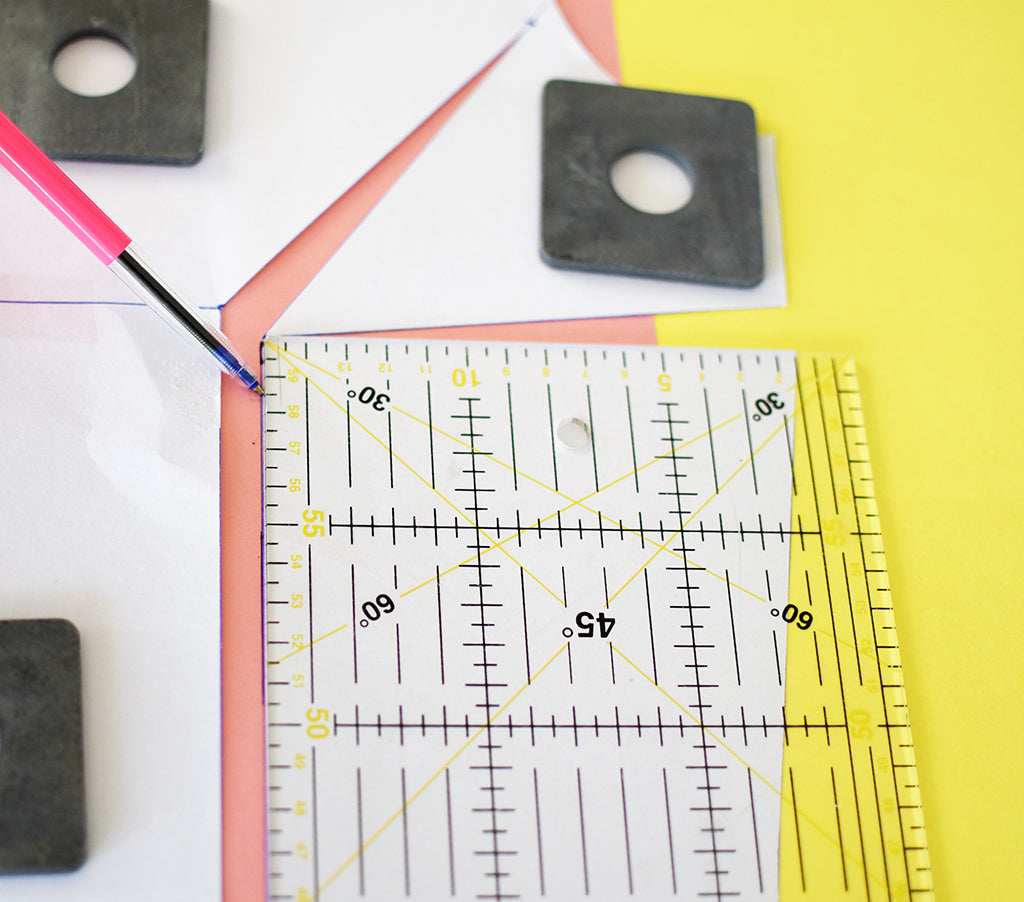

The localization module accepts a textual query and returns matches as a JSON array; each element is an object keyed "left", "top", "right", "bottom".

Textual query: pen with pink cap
[{"left": 0, "top": 107, "right": 263, "bottom": 395}]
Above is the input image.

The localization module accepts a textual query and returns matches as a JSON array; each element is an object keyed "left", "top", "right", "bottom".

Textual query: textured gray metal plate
[
  {"left": 0, "top": 618, "right": 85, "bottom": 874},
  {"left": 0, "top": 0, "right": 208, "bottom": 164},
  {"left": 541, "top": 79, "right": 764, "bottom": 287}
]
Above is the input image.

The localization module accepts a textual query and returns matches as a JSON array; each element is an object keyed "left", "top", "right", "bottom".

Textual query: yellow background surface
[{"left": 612, "top": 1, "right": 1024, "bottom": 899}]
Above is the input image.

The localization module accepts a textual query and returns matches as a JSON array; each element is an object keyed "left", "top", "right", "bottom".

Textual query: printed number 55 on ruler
[{"left": 261, "top": 337, "right": 932, "bottom": 902}]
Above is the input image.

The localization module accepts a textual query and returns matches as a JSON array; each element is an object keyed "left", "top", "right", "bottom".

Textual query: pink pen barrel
[{"left": 0, "top": 108, "right": 131, "bottom": 265}]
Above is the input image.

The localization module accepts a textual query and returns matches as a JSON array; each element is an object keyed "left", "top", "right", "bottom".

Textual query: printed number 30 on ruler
[{"left": 261, "top": 337, "right": 932, "bottom": 902}]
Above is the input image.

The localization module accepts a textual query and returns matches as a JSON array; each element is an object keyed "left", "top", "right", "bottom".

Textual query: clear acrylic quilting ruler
[{"left": 260, "top": 337, "right": 932, "bottom": 901}]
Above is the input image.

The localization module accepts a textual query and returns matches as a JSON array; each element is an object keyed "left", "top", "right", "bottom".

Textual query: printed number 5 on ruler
[{"left": 261, "top": 338, "right": 932, "bottom": 902}]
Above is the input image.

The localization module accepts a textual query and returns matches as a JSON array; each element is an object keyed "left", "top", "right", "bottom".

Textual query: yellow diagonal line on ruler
[
  {"left": 313, "top": 642, "right": 569, "bottom": 900},
  {"left": 268, "top": 624, "right": 348, "bottom": 666},
  {"left": 268, "top": 341, "right": 345, "bottom": 383},
  {"left": 610, "top": 642, "right": 780, "bottom": 792},
  {"left": 611, "top": 643, "right": 888, "bottom": 892}
]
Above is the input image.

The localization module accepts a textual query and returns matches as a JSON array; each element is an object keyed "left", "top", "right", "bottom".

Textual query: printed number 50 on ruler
[{"left": 261, "top": 337, "right": 932, "bottom": 901}]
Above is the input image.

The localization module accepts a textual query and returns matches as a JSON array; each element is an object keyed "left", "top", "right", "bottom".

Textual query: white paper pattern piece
[
  {"left": 262, "top": 337, "right": 797, "bottom": 900},
  {"left": 0, "top": 0, "right": 541, "bottom": 307},
  {"left": 273, "top": 4, "right": 787, "bottom": 337},
  {"left": 0, "top": 302, "right": 221, "bottom": 900}
]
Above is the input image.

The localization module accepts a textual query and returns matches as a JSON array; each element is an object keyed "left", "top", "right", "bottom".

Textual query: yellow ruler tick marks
[{"left": 779, "top": 354, "right": 933, "bottom": 900}]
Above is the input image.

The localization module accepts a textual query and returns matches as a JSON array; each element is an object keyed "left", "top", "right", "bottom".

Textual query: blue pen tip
[{"left": 237, "top": 367, "right": 264, "bottom": 395}]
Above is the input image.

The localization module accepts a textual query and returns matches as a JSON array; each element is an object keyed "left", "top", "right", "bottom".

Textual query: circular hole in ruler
[
  {"left": 609, "top": 149, "right": 693, "bottom": 215},
  {"left": 52, "top": 34, "right": 137, "bottom": 97},
  {"left": 555, "top": 417, "right": 592, "bottom": 452}
]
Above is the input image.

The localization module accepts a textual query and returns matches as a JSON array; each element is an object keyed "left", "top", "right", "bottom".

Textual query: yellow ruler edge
[{"left": 779, "top": 353, "right": 933, "bottom": 900}]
